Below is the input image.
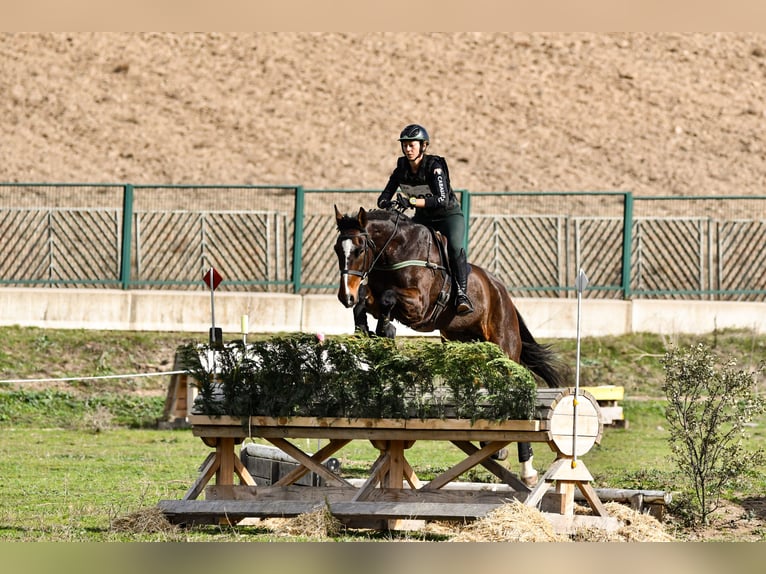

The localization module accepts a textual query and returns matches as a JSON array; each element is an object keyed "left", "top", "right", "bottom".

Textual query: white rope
[{"left": 0, "top": 370, "right": 186, "bottom": 385}]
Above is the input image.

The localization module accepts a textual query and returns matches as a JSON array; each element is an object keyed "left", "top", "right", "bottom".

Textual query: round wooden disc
[{"left": 549, "top": 393, "right": 601, "bottom": 457}]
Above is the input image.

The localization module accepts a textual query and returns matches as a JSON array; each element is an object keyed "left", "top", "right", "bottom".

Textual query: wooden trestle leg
[{"left": 183, "top": 437, "right": 256, "bottom": 501}]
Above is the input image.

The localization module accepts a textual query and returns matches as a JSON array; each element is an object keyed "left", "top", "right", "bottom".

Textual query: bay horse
[{"left": 334, "top": 205, "right": 569, "bottom": 487}]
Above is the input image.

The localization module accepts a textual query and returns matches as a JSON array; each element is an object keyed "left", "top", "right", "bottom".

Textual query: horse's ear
[
  {"left": 357, "top": 207, "right": 368, "bottom": 227},
  {"left": 334, "top": 204, "right": 343, "bottom": 224}
]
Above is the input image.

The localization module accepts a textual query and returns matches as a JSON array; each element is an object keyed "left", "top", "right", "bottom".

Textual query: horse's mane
[
  {"left": 336, "top": 208, "right": 417, "bottom": 233},
  {"left": 364, "top": 209, "right": 401, "bottom": 222}
]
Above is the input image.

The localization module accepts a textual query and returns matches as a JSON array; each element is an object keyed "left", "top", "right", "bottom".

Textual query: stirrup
[{"left": 456, "top": 294, "right": 474, "bottom": 316}]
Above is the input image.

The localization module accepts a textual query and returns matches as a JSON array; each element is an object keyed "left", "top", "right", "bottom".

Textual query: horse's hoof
[
  {"left": 521, "top": 469, "right": 539, "bottom": 487},
  {"left": 490, "top": 448, "right": 508, "bottom": 461}
]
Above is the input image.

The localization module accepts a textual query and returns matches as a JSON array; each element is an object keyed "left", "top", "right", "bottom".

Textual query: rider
[{"left": 376, "top": 124, "right": 474, "bottom": 315}]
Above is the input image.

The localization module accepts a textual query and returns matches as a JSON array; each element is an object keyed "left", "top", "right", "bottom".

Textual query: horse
[{"left": 333, "top": 205, "right": 569, "bottom": 487}]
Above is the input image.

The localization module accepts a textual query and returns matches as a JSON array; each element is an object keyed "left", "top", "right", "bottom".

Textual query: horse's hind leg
[
  {"left": 480, "top": 441, "right": 536, "bottom": 485},
  {"left": 374, "top": 289, "right": 397, "bottom": 338},
  {"left": 518, "top": 442, "right": 538, "bottom": 486}
]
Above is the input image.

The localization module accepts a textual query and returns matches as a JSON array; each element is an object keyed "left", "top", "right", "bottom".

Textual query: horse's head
[{"left": 334, "top": 205, "right": 373, "bottom": 308}]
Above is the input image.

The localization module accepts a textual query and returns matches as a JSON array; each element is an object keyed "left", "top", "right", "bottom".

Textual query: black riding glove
[
  {"left": 377, "top": 195, "right": 391, "bottom": 209},
  {"left": 393, "top": 193, "right": 413, "bottom": 211}
]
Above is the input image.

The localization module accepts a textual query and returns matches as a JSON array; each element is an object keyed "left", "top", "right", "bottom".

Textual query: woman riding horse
[
  {"left": 376, "top": 124, "right": 473, "bottom": 316},
  {"left": 334, "top": 206, "right": 569, "bottom": 487}
]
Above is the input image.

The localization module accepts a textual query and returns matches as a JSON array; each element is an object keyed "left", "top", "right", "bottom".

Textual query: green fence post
[
  {"left": 120, "top": 184, "right": 134, "bottom": 290},
  {"left": 292, "top": 186, "right": 305, "bottom": 293},
  {"left": 461, "top": 189, "right": 471, "bottom": 256},
  {"left": 621, "top": 191, "right": 633, "bottom": 299}
]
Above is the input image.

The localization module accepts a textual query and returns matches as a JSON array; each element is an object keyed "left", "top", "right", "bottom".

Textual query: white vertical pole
[
  {"left": 572, "top": 268, "right": 589, "bottom": 467},
  {"left": 209, "top": 268, "right": 216, "bottom": 335},
  {"left": 209, "top": 268, "right": 217, "bottom": 376}
]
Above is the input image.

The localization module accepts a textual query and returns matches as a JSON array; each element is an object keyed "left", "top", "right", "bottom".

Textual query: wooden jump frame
[{"left": 158, "top": 387, "right": 618, "bottom": 533}]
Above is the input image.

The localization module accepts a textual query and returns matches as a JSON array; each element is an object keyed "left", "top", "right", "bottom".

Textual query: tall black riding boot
[{"left": 452, "top": 248, "right": 474, "bottom": 316}]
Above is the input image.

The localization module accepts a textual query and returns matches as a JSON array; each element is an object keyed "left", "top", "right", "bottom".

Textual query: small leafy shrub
[
  {"left": 661, "top": 343, "right": 765, "bottom": 525},
  {"left": 180, "top": 334, "right": 538, "bottom": 422}
]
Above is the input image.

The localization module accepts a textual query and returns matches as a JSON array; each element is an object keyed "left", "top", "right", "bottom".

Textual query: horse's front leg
[
  {"left": 353, "top": 284, "right": 372, "bottom": 335},
  {"left": 374, "top": 289, "right": 397, "bottom": 338}
]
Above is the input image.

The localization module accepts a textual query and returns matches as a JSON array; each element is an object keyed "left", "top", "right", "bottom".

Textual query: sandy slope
[{"left": 1, "top": 32, "right": 765, "bottom": 197}]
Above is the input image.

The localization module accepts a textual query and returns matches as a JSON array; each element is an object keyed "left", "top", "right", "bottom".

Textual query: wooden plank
[
  {"left": 189, "top": 414, "right": 242, "bottom": 426},
  {"left": 580, "top": 385, "right": 624, "bottom": 402},
  {"left": 183, "top": 452, "right": 218, "bottom": 501},
  {"left": 190, "top": 407, "right": 552, "bottom": 435},
  {"left": 204, "top": 484, "right": 569, "bottom": 509},
  {"left": 387, "top": 441, "right": 406, "bottom": 489},
  {"left": 556, "top": 481, "right": 575, "bottom": 515},
  {"left": 206, "top": 426, "right": 553, "bottom": 443},
  {"left": 159, "top": 499, "right": 321, "bottom": 520},
  {"left": 523, "top": 458, "right": 566, "bottom": 508},
  {"left": 541, "top": 513, "right": 620, "bottom": 535},
  {"left": 403, "top": 418, "right": 541, "bottom": 431},
  {"left": 352, "top": 452, "right": 389, "bottom": 502},
  {"left": 206, "top": 483, "right": 671, "bottom": 510},
  {"left": 599, "top": 405, "right": 625, "bottom": 424},
  {"left": 331, "top": 501, "right": 498, "bottom": 520},
  {"left": 402, "top": 457, "right": 422, "bottom": 489},
  {"left": 216, "top": 438, "right": 235, "bottom": 486},
  {"left": 232, "top": 453, "right": 257, "bottom": 486},
  {"left": 577, "top": 481, "right": 609, "bottom": 517},
  {"left": 160, "top": 499, "right": 500, "bottom": 521}
]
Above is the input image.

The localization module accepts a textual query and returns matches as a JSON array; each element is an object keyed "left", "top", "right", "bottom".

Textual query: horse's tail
[{"left": 517, "top": 310, "right": 570, "bottom": 388}]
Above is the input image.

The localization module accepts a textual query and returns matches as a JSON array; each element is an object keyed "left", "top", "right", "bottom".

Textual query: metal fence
[{"left": 1, "top": 183, "right": 764, "bottom": 301}]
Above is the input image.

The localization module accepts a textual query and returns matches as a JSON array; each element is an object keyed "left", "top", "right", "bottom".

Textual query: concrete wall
[{"left": 1, "top": 288, "right": 763, "bottom": 338}]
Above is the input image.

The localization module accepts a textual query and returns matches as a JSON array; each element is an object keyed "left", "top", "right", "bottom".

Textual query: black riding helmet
[
  {"left": 398, "top": 124, "right": 430, "bottom": 143},
  {"left": 398, "top": 124, "right": 429, "bottom": 159}
]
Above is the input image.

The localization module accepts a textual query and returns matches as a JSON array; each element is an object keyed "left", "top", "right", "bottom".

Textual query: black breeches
[{"left": 414, "top": 211, "right": 466, "bottom": 263}]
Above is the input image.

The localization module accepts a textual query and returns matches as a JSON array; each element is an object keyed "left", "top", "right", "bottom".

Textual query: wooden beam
[
  {"left": 450, "top": 440, "right": 530, "bottom": 492},
  {"left": 158, "top": 499, "right": 501, "bottom": 523},
  {"left": 232, "top": 452, "right": 256, "bottom": 486},
  {"left": 423, "top": 441, "right": 507, "bottom": 491},
  {"left": 352, "top": 452, "right": 390, "bottom": 502},
  {"left": 268, "top": 437, "right": 353, "bottom": 488},
  {"left": 183, "top": 452, "right": 218, "bottom": 500}
]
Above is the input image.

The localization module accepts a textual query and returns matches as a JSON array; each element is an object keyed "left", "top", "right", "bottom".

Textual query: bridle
[{"left": 337, "top": 212, "right": 403, "bottom": 286}]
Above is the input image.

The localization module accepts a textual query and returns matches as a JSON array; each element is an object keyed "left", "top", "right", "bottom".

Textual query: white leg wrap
[{"left": 520, "top": 457, "right": 538, "bottom": 487}]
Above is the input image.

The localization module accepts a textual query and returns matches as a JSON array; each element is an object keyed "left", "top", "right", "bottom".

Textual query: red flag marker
[{"left": 203, "top": 267, "right": 223, "bottom": 290}]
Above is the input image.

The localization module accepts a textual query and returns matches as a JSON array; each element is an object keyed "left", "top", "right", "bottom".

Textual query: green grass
[{"left": 1, "top": 326, "right": 765, "bottom": 541}]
